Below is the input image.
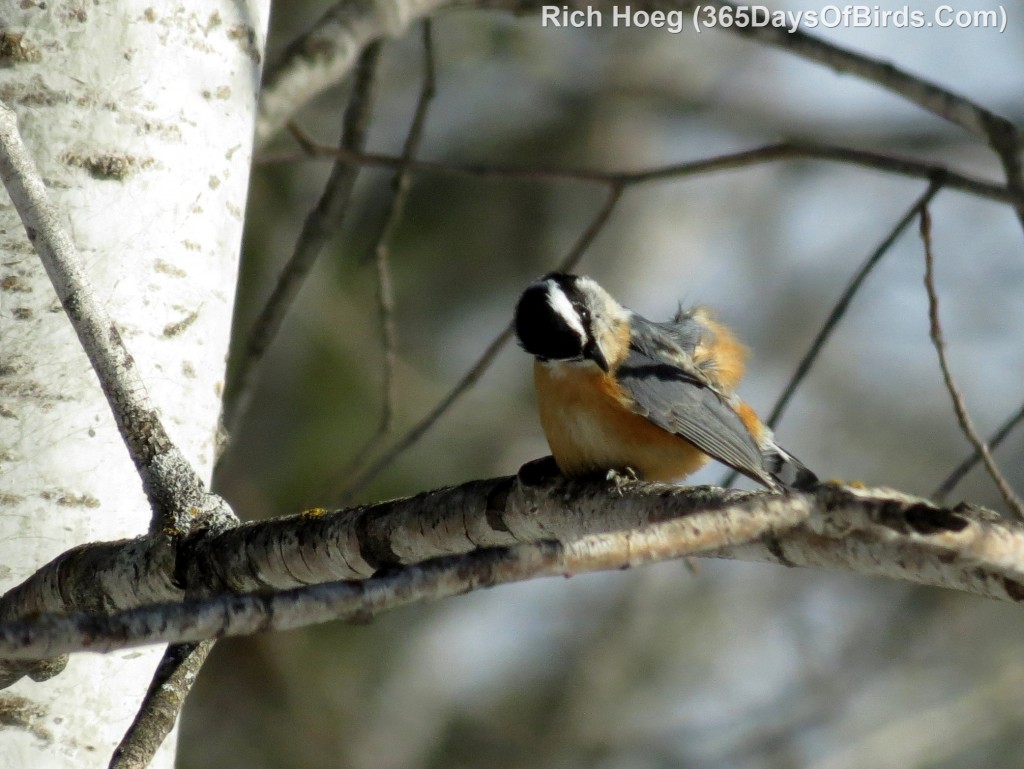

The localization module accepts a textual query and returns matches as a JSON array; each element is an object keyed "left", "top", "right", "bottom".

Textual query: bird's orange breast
[{"left": 533, "top": 361, "right": 710, "bottom": 482}]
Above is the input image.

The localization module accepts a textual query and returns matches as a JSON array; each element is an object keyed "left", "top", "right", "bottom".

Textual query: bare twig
[
  {"left": 338, "top": 327, "right": 513, "bottom": 503},
  {"left": 225, "top": 43, "right": 383, "bottom": 437},
  {"left": 691, "top": 0, "right": 1003, "bottom": 140},
  {"left": 315, "top": 23, "right": 437, "bottom": 504},
  {"left": 691, "top": 0, "right": 1024, "bottom": 231},
  {"left": 919, "top": 206, "right": 1024, "bottom": 519},
  {"left": 334, "top": 184, "right": 624, "bottom": 503},
  {"left": 260, "top": 139, "right": 1022, "bottom": 208},
  {"left": 108, "top": 641, "right": 214, "bottom": 769},
  {"left": 367, "top": 21, "right": 435, "bottom": 436},
  {"left": 769, "top": 181, "right": 945, "bottom": 428},
  {"left": 721, "top": 181, "right": 944, "bottom": 487},
  {"left": 934, "top": 402, "right": 1024, "bottom": 502},
  {"left": 315, "top": 23, "right": 436, "bottom": 505},
  {"left": 259, "top": 1, "right": 1021, "bottom": 170},
  {"left": 256, "top": 0, "right": 449, "bottom": 145},
  {"left": 371, "top": 241, "right": 397, "bottom": 428},
  {"left": 260, "top": 0, "right": 1023, "bottom": 237}
]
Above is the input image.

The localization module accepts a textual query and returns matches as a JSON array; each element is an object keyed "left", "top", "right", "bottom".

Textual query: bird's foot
[{"left": 606, "top": 466, "right": 640, "bottom": 494}]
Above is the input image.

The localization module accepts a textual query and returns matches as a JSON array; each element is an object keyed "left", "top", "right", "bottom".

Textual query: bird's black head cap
[{"left": 514, "top": 273, "right": 589, "bottom": 362}]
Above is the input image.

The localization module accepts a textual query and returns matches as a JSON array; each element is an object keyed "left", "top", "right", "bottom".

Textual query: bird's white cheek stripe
[{"left": 546, "top": 284, "right": 587, "bottom": 344}]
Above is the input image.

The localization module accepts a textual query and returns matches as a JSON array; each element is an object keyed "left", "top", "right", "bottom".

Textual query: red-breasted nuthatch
[{"left": 513, "top": 273, "right": 817, "bottom": 491}]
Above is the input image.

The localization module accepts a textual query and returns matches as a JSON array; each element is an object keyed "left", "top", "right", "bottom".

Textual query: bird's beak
[{"left": 586, "top": 340, "right": 610, "bottom": 372}]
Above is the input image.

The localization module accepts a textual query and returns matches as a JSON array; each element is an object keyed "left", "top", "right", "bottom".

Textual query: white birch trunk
[{"left": 0, "top": 3, "right": 269, "bottom": 766}]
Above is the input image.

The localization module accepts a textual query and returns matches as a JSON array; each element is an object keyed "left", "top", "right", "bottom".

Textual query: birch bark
[{"left": 0, "top": 3, "right": 268, "bottom": 766}]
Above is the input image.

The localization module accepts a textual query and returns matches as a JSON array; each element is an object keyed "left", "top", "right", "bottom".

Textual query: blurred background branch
[{"left": 919, "top": 206, "right": 1024, "bottom": 518}]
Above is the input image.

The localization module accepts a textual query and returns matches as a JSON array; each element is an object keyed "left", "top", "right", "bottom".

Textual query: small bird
[{"left": 513, "top": 273, "right": 817, "bottom": 491}]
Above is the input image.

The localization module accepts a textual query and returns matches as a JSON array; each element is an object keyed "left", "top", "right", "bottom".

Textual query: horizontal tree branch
[
  {"left": 685, "top": 0, "right": 1010, "bottom": 142},
  {"left": 685, "top": 0, "right": 1024, "bottom": 231},
  {"left": 260, "top": 0, "right": 1020, "bottom": 155},
  {"left": 1, "top": 470, "right": 1022, "bottom": 662},
  {"left": 262, "top": 138, "right": 1022, "bottom": 209},
  {"left": 259, "top": 0, "right": 1024, "bottom": 245}
]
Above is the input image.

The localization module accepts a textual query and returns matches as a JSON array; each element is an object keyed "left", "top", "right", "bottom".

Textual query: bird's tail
[{"left": 761, "top": 440, "right": 819, "bottom": 491}]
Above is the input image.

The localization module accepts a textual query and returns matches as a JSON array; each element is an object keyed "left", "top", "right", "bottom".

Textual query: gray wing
[
  {"left": 653, "top": 307, "right": 703, "bottom": 353},
  {"left": 628, "top": 314, "right": 720, "bottom": 393},
  {"left": 616, "top": 341, "right": 774, "bottom": 487}
]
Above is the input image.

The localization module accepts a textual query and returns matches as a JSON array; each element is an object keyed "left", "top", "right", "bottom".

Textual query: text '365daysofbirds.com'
[{"left": 539, "top": 5, "right": 1009, "bottom": 35}]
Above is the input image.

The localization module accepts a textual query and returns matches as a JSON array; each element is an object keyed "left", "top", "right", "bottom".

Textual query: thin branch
[
  {"left": 108, "top": 641, "right": 213, "bottom": 769},
  {"left": 919, "top": 206, "right": 1024, "bottom": 519},
  {"left": 769, "top": 181, "right": 945, "bottom": 428},
  {"left": 259, "top": 0, "right": 1023, "bottom": 231},
  {"left": 258, "top": 1, "right": 1020, "bottom": 156},
  {"left": 371, "top": 233, "right": 398, "bottom": 426},
  {"left": 0, "top": 103, "right": 233, "bottom": 536},
  {"left": 688, "top": 0, "right": 1005, "bottom": 141},
  {"left": 225, "top": 42, "right": 384, "bottom": 438},
  {"left": 255, "top": 0, "right": 449, "bottom": 145},
  {"left": 934, "top": 402, "right": 1024, "bottom": 502},
  {"left": 688, "top": 0, "right": 1024, "bottom": 225},
  {"left": 372, "top": 21, "right": 435, "bottom": 429},
  {"left": 721, "top": 180, "right": 944, "bottom": 487},
  {"left": 260, "top": 139, "right": 1022, "bottom": 208},
  {"left": 334, "top": 184, "right": 624, "bottom": 503},
  {"left": 2, "top": 481, "right": 1024, "bottom": 660},
  {"left": 367, "top": 22, "right": 436, "bottom": 440}
]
